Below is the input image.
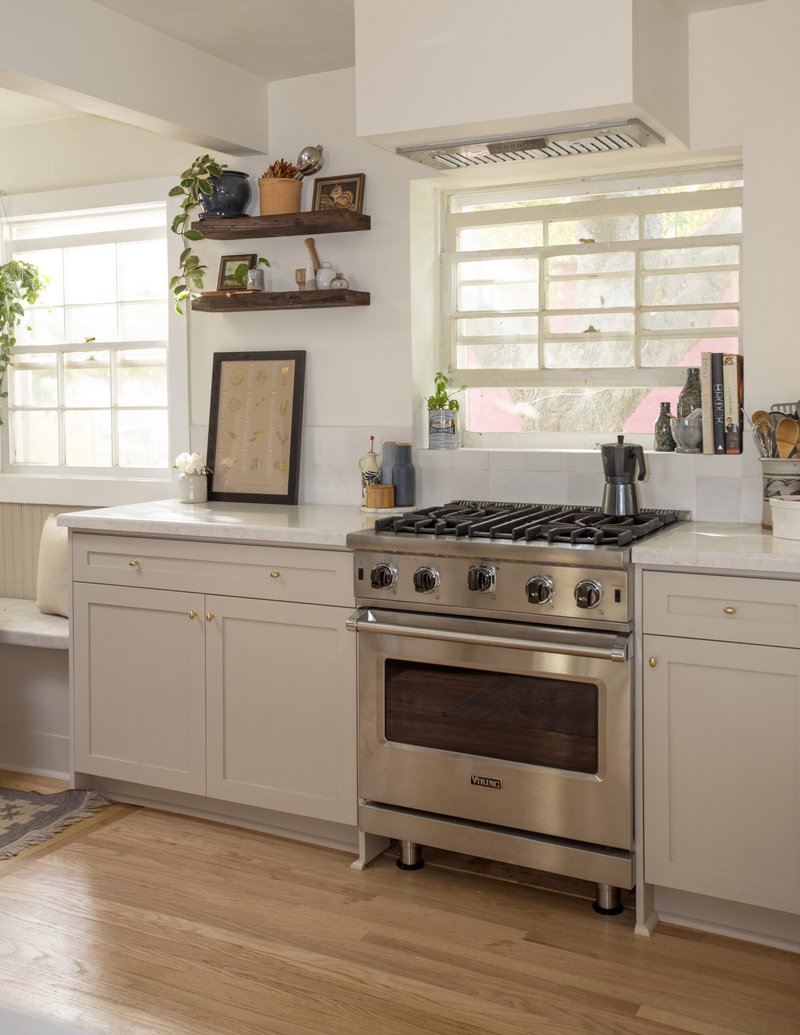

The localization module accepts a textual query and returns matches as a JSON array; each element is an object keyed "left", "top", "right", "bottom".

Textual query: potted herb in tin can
[{"left": 426, "top": 371, "right": 466, "bottom": 450}]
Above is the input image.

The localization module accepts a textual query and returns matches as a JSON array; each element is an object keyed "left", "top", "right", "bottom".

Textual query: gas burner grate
[{"left": 374, "top": 501, "right": 684, "bottom": 546}]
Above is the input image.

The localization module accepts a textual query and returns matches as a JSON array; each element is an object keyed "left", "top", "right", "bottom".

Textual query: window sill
[{"left": 0, "top": 473, "right": 173, "bottom": 507}]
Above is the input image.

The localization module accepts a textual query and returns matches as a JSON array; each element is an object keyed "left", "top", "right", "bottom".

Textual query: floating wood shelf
[
  {"left": 191, "top": 289, "right": 370, "bottom": 313},
  {"left": 191, "top": 209, "right": 371, "bottom": 240}
]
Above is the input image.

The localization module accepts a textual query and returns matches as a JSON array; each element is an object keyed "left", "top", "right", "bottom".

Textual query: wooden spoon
[
  {"left": 775, "top": 416, "right": 799, "bottom": 459},
  {"left": 751, "top": 409, "right": 770, "bottom": 427}
]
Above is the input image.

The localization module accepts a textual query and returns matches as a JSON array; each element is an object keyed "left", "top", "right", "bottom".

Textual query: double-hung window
[
  {"left": 441, "top": 166, "right": 742, "bottom": 447},
  {"left": 4, "top": 202, "right": 169, "bottom": 472}
]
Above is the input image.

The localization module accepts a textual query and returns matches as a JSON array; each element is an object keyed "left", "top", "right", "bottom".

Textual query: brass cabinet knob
[
  {"left": 270, "top": 571, "right": 281, "bottom": 579},
  {"left": 188, "top": 610, "right": 197, "bottom": 620},
  {"left": 723, "top": 606, "right": 736, "bottom": 615},
  {"left": 205, "top": 612, "right": 215, "bottom": 622},
  {"left": 649, "top": 657, "right": 657, "bottom": 668},
  {"left": 129, "top": 559, "right": 140, "bottom": 567}
]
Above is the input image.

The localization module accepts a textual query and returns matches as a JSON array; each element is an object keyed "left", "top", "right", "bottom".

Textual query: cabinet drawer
[
  {"left": 72, "top": 533, "right": 353, "bottom": 607},
  {"left": 642, "top": 571, "right": 800, "bottom": 648}
]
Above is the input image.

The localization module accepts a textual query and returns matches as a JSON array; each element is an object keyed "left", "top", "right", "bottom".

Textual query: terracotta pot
[{"left": 258, "top": 178, "right": 301, "bottom": 215}]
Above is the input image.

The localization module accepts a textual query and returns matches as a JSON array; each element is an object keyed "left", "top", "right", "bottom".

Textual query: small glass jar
[{"left": 653, "top": 401, "right": 676, "bottom": 451}]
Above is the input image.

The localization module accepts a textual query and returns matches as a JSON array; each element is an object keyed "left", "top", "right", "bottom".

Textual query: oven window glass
[{"left": 385, "top": 660, "right": 599, "bottom": 774}]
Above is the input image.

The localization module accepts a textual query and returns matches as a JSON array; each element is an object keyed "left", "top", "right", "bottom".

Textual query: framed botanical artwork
[
  {"left": 206, "top": 351, "right": 306, "bottom": 504},
  {"left": 216, "top": 254, "right": 256, "bottom": 291},
  {"left": 311, "top": 173, "right": 366, "bottom": 214}
]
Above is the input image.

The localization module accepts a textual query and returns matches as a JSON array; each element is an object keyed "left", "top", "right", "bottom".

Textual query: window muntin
[
  {"left": 442, "top": 170, "right": 742, "bottom": 443},
  {"left": 7, "top": 204, "right": 169, "bottom": 471}
]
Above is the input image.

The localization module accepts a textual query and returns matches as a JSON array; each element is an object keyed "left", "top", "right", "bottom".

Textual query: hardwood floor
[{"left": 0, "top": 772, "right": 797, "bottom": 1035}]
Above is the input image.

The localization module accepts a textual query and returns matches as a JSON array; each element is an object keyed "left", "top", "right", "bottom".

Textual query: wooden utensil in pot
[
  {"left": 775, "top": 416, "right": 799, "bottom": 458},
  {"left": 304, "top": 238, "right": 321, "bottom": 274}
]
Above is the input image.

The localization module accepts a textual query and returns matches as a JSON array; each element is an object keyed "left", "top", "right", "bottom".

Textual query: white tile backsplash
[{"left": 300, "top": 429, "right": 762, "bottom": 522}]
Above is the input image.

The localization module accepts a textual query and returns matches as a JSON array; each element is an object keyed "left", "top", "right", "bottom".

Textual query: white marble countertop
[
  {"left": 632, "top": 521, "right": 800, "bottom": 574},
  {"left": 57, "top": 499, "right": 364, "bottom": 548}
]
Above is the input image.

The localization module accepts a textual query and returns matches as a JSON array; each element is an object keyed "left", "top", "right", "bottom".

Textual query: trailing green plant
[
  {"left": 0, "top": 259, "right": 46, "bottom": 425},
  {"left": 234, "top": 256, "right": 270, "bottom": 287},
  {"left": 168, "top": 153, "right": 226, "bottom": 314},
  {"left": 426, "top": 370, "right": 466, "bottom": 411}
]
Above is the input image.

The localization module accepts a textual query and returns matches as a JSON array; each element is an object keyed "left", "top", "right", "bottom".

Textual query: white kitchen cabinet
[
  {"left": 642, "top": 571, "right": 800, "bottom": 916},
  {"left": 71, "top": 534, "right": 356, "bottom": 826}
]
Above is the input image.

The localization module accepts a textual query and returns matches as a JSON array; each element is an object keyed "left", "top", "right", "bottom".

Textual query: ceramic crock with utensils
[{"left": 600, "top": 435, "right": 647, "bottom": 516}]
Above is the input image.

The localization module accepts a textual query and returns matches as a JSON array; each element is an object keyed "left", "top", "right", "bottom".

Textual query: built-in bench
[{"left": 0, "top": 503, "right": 77, "bottom": 778}]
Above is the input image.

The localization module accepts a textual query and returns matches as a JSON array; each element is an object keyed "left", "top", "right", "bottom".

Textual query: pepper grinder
[{"left": 392, "top": 442, "right": 416, "bottom": 507}]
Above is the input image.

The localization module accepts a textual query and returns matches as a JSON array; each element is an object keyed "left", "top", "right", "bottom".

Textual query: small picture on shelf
[
  {"left": 312, "top": 174, "right": 366, "bottom": 214},
  {"left": 217, "top": 254, "right": 256, "bottom": 291}
]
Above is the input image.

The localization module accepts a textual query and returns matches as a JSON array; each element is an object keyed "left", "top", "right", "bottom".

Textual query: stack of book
[{"left": 699, "top": 352, "right": 743, "bottom": 455}]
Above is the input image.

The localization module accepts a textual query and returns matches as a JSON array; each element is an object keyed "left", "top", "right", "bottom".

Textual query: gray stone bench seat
[{"left": 0, "top": 597, "right": 69, "bottom": 650}]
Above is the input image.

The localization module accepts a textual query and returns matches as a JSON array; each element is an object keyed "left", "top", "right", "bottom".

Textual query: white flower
[{"left": 173, "top": 451, "right": 210, "bottom": 476}]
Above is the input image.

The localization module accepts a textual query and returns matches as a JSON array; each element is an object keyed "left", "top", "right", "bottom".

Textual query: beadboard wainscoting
[{"left": 0, "top": 504, "right": 86, "bottom": 599}]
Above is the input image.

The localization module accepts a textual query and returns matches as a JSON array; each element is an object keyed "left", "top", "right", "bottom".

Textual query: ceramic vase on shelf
[
  {"left": 677, "top": 367, "right": 702, "bottom": 417},
  {"left": 178, "top": 473, "right": 208, "bottom": 504},
  {"left": 258, "top": 177, "right": 301, "bottom": 215},
  {"left": 199, "top": 170, "right": 251, "bottom": 219},
  {"left": 653, "top": 402, "right": 677, "bottom": 451}
]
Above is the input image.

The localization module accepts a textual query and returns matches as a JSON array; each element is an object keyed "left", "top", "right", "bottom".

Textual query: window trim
[{"left": 0, "top": 178, "right": 188, "bottom": 504}]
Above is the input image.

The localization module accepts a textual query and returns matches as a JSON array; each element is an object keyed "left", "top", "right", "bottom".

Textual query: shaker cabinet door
[
  {"left": 205, "top": 596, "right": 357, "bottom": 825},
  {"left": 643, "top": 634, "right": 800, "bottom": 915},
  {"left": 73, "top": 582, "right": 206, "bottom": 794}
]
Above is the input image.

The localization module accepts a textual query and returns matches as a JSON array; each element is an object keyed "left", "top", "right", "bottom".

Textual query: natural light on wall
[
  {"left": 7, "top": 203, "right": 169, "bottom": 471},
  {"left": 441, "top": 167, "right": 742, "bottom": 447}
]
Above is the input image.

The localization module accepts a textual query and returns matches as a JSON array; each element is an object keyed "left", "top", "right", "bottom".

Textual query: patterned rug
[{"left": 0, "top": 788, "right": 108, "bottom": 859}]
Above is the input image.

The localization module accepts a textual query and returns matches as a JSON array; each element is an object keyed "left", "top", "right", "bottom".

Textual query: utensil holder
[{"left": 760, "top": 458, "right": 800, "bottom": 527}]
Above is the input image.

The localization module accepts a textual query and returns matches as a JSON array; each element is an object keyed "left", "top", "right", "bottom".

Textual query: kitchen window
[
  {"left": 3, "top": 201, "right": 170, "bottom": 473},
  {"left": 441, "top": 166, "right": 742, "bottom": 447}
]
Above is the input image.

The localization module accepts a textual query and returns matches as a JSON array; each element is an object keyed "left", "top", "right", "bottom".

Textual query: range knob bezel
[
  {"left": 467, "top": 564, "right": 496, "bottom": 593},
  {"left": 413, "top": 566, "right": 440, "bottom": 594},
  {"left": 369, "top": 562, "right": 397, "bottom": 590},
  {"left": 574, "top": 579, "right": 604, "bottom": 609},
  {"left": 526, "top": 574, "right": 555, "bottom": 605}
]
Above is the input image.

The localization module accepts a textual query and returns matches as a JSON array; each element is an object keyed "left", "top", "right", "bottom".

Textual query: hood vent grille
[{"left": 397, "top": 119, "right": 664, "bottom": 170}]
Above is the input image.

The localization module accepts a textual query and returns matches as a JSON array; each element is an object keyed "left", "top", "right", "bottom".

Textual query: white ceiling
[
  {"left": 89, "top": 0, "right": 356, "bottom": 82},
  {"left": 0, "top": 88, "right": 76, "bottom": 129}
]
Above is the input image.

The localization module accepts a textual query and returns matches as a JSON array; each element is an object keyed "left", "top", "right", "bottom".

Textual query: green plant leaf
[
  {"left": 183, "top": 229, "right": 204, "bottom": 242},
  {"left": 168, "top": 185, "right": 186, "bottom": 197}
]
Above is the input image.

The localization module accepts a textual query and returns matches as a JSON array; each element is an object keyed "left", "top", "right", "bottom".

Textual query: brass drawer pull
[
  {"left": 649, "top": 657, "right": 657, "bottom": 668},
  {"left": 270, "top": 571, "right": 281, "bottom": 579},
  {"left": 188, "top": 610, "right": 197, "bottom": 620},
  {"left": 129, "top": 559, "right": 140, "bottom": 567},
  {"left": 206, "top": 612, "right": 215, "bottom": 622},
  {"left": 723, "top": 606, "right": 736, "bottom": 615}
]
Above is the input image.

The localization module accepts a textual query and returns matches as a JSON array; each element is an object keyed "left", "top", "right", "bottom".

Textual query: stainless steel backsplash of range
[{"left": 346, "top": 501, "right": 687, "bottom": 914}]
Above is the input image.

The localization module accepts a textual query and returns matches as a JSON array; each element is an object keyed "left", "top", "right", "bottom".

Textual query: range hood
[{"left": 396, "top": 118, "right": 664, "bottom": 170}]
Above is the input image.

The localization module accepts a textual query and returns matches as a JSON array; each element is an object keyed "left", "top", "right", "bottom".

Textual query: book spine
[
  {"left": 722, "top": 354, "right": 743, "bottom": 454},
  {"left": 711, "top": 352, "right": 726, "bottom": 455},
  {"left": 700, "top": 352, "right": 714, "bottom": 454}
]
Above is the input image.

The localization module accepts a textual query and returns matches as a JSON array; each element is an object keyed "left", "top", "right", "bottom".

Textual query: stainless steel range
[{"left": 346, "top": 501, "right": 686, "bottom": 914}]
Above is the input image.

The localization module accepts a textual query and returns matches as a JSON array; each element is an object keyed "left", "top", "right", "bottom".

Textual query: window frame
[
  {"left": 0, "top": 179, "right": 188, "bottom": 505},
  {"left": 439, "top": 165, "right": 743, "bottom": 449}
]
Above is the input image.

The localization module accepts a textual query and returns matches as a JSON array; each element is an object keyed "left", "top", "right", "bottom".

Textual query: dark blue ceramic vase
[{"left": 199, "top": 170, "right": 252, "bottom": 218}]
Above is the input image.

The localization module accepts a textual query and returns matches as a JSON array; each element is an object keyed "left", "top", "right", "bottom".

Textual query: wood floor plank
[{"left": 0, "top": 780, "right": 796, "bottom": 1035}]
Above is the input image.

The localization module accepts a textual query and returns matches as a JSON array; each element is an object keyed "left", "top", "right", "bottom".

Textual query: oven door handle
[{"left": 346, "top": 609, "right": 631, "bottom": 662}]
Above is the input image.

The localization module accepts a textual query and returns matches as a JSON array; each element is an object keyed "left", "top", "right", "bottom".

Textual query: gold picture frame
[
  {"left": 206, "top": 351, "right": 306, "bottom": 504},
  {"left": 216, "top": 254, "right": 256, "bottom": 291},
  {"left": 311, "top": 173, "right": 366, "bottom": 214}
]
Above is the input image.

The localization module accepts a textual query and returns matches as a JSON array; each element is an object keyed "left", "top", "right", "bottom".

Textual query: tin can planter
[
  {"left": 258, "top": 178, "right": 301, "bottom": 215},
  {"left": 428, "top": 408, "right": 460, "bottom": 449}
]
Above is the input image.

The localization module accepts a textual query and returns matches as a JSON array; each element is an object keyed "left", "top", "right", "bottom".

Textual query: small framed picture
[
  {"left": 206, "top": 350, "right": 306, "bottom": 505},
  {"left": 312, "top": 174, "right": 366, "bottom": 214},
  {"left": 217, "top": 254, "right": 256, "bottom": 291}
]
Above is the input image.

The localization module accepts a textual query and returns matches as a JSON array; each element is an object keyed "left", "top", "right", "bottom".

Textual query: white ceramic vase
[{"left": 178, "top": 473, "right": 208, "bottom": 503}]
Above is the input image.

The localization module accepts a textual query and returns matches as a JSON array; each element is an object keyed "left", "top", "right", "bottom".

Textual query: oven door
[{"left": 350, "top": 607, "right": 633, "bottom": 850}]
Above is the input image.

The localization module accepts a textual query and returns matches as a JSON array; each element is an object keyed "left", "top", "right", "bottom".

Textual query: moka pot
[{"left": 600, "top": 435, "right": 647, "bottom": 516}]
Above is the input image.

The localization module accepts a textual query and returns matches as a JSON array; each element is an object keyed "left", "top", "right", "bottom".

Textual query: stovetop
[{"left": 372, "top": 501, "right": 683, "bottom": 547}]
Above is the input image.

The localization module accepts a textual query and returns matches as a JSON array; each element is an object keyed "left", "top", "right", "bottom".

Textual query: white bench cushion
[{"left": 0, "top": 598, "right": 69, "bottom": 650}]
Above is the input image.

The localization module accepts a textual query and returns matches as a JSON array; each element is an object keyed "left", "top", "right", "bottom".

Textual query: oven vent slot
[{"left": 397, "top": 119, "right": 664, "bottom": 170}]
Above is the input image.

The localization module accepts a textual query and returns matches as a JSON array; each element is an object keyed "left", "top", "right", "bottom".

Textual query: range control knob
[
  {"left": 413, "top": 566, "right": 440, "bottom": 594},
  {"left": 370, "top": 563, "right": 397, "bottom": 590},
  {"left": 526, "top": 575, "right": 554, "bottom": 605},
  {"left": 575, "top": 579, "right": 603, "bottom": 609},
  {"left": 467, "top": 565, "right": 496, "bottom": 593}
]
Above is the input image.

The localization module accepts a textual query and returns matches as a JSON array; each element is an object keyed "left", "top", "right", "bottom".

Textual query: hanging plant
[
  {"left": 0, "top": 259, "right": 46, "bottom": 426},
  {"left": 168, "top": 153, "right": 227, "bottom": 315}
]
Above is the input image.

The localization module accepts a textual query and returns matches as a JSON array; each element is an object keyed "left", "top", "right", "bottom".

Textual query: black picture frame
[
  {"left": 311, "top": 173, "right": 366, "bottom": 214},
  {"left": 216, "top": 254, "right": 256, "bottom": 291},
  {"left": 206, "top": 350, "right": 306, "bottom": 505}
]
